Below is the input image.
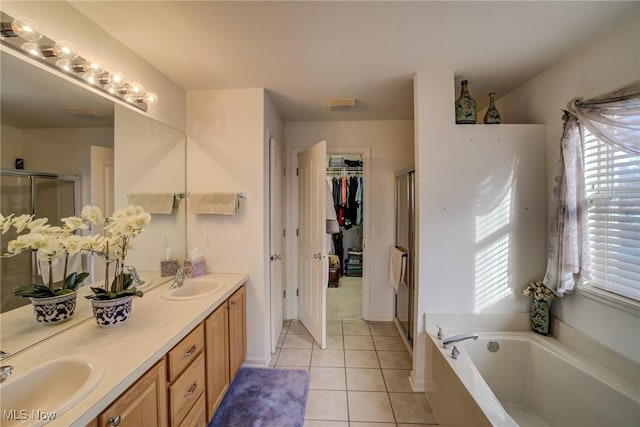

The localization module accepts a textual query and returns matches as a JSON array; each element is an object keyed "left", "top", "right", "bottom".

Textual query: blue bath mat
[{"left": 209, "top": 367, "right": 310, "bottom": 427}]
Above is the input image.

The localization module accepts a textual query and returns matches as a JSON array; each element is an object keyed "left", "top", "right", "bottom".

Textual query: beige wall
[
  {"left": 284, "top": 120, "right": 414, "bottom": 321},
  {"left": 187, "top": 88, "right": 272, "bottom": 365},
  {"left": 493, "top": 16, "right": 640, "bottom": 362}
]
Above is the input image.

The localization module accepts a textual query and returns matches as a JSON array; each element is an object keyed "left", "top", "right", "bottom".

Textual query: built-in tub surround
[
  {"left": 0, "top": 273, "right": 248, "bottom": 427},
  {"left": 424, "top": 314, "right": 640, "bottom": 427}
]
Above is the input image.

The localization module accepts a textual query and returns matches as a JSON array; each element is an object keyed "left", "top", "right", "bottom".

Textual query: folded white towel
[
  {"left": 189, "top": 193, "right": 239, "bottom": 215},
  {"left": 127, "top": 193, "right": 175, "bottom": 214},
  {"left": 389, "top": 246, "right": 407, "bottom": 293}
]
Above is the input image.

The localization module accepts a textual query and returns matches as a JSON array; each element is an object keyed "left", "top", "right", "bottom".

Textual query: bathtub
[{"left": 425, "top": 330, "right": 640, "bottom": 427}]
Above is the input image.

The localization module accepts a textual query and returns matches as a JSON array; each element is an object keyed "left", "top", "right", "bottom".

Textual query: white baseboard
[
  {"left": 242, "top": 355, "right": 270, "bottom": 368},
  {"left": 409, "top": 370, "right": 425, "bottom": 392}
]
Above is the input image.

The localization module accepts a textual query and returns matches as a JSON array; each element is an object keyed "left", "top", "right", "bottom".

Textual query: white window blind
[{"left": 584, "top": 129, "right": 640, "bottom": 301}]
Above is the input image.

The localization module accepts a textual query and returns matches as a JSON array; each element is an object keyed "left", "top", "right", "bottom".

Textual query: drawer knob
[
  {"left": 109, "top": 415, "right": 121, "bottom": 426},
  {"left": 182, "top": 345, "right": 197, "bottom": 358},
  {"left": 184, "top": 382, "right": 198, "bottom": 398},
  {"left": 229, "top": 300, "right": 237, "bottom": 306}
]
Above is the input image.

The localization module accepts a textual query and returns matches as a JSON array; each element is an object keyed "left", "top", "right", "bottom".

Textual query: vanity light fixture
[{"left": 0, "top": 11, "right": 158, "bottom": 112}]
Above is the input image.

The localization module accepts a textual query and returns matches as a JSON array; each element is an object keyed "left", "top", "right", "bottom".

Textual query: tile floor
[{"left": 270, "top": 319, "right": 439, "bottom": 426}]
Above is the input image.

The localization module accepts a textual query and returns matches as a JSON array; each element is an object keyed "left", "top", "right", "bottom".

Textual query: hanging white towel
[
  {"left": 188, "top": 193, "right": 239, "bottom": 215},
  {"left": 388, "top": 246, "right": 407, "bottom": 293},
  {"left": 127, "top": 193, "right": 175, "bottom": 214}
]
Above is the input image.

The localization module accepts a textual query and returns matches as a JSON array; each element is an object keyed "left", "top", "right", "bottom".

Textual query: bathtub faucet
[{"left": 442, "top": 332, "right": 479, "bottom": 349}]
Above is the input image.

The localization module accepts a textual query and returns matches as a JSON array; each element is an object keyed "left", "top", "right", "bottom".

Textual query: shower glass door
[{"left": 0, "top": 172, "right": 77, "bottom": 312}]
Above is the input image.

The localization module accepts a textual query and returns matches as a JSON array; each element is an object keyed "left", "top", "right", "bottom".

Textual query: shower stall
[
  {"left": 394, "top": 169, "right": 415, "bottom": 347},
  {"left": 1, "top": 169, "right": 79, "bottom": 313}
]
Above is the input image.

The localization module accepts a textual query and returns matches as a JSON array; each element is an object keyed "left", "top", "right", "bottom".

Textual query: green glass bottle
[
  {"left": 455, "top": 80, "right": 477, "bottom": 124},
  {"left": 483, "top": 92, "right": 502, "bottom": 124}
]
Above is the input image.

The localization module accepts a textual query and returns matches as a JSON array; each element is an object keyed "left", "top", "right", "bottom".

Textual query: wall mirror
[{"left": 0, "top": 48, "right": 186, "bottom": 357}]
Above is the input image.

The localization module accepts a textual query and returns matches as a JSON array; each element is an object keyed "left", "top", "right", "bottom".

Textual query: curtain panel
[{"left": 543, "top": 81, "right": 640, "bottom": 296}]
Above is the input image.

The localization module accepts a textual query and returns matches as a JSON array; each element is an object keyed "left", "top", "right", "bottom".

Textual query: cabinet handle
[
  {"left": 109, "top": 415, "right": 121, "bottom": 426},
  {"left": 229, "top": 300, "right": 237, "bottom": 306},
  {"left": 182, "top": 345, "right": 197, "bottom": 358},
  {"left": 184, "top": 382, "right": 198, "bottom": 398}
]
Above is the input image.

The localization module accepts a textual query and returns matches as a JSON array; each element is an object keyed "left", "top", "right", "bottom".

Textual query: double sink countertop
[{"left": 0, "top": 272, "right": 248, "bottom": 427}]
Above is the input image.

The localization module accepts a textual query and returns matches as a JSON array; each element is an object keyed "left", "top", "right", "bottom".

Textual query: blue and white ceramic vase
[
  {"left": 455, "top": 80, "right": 477, "bottom": 124},
  {"left": 530, "top": 299, "right": 550, "bottom": 336},
  {"left": 483, "top": 92, "right": 502, "bottom": 124},
  {"left": 91, "top": 295, "right": 133, "bottom": 327},
  {"left": 30, "top": 291, "right": 77, "bottom": 324}
]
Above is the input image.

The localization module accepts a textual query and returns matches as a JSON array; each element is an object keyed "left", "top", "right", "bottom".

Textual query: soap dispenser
[
  {"left": 184, "top": 248, "right": 206, "bottom": 277},
  {"left": 160, "top": 247, "right": 178, "bottom": 277}
]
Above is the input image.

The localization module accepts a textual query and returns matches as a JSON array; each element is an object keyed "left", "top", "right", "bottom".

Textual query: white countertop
[{"left": 0, "top": 272, "right": 248, "bottom": 427}]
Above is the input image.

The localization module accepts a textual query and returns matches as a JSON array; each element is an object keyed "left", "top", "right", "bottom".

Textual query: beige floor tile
[
  {"left": 377, "top": 350, "right": 412, "bottom": 369},
  {"left": 373, "top": 336, "right": 405, "bottom": 351},
  {"left": 309, "top": 367, "right": 347, "bottom": 390},
  {"left": 327, "top": 323, "right": 343, "bottom": 335},
  {"left": 311, "top": 349, "right": 345, "bottom": 367},
  {"left": 304, "top": 421, "right": 349, "bottom": 427},
  {"left": 313, "top": 335, "right": 344, "bottom": 350},
  {"left": 269, "top": 349, "right": 280, "bottom": 367},
  {"left": 346, "top": 368, "right": 386, "bottom": 391},
  {"left": 369, "top": 323, "right": 399, "bottom": 336},
  {"left": 347, "top": 391, "right": 395, "bottom": 422},
  {"left": 274, "top": 365, "right": 309, "bottom": 371},
  {"left": 397, "top": 424, "right": 434, "bottom": 427},
  {"left": 276, "top": 348, "right": 312, "bottom": 367},
  {"left": 277, "top": 332, "right": 287, "bottom": 348},
  {"left": 305, "top": 390, "right": 348, "bottom": 421},
  {"left": 343, "top": 335, "right": 374, "bottom": 350},
  {"left": 284, "top": 334, "right": 315, "bottom": 349},
  {"left": 342, "top": 319, "right": 368, "bottom": 324},
  {"left": 343, "top": 322, "right": 371, "bottom": 336},
  {"left": 389, "top": 392, "right": 438, "bottom": 424},
  {"left": 382, "top": 369, "right": 413, "bottom": 392},
  {"left": 351, "top": 423, "right": 396, "bottom": 427},
  {"left": 344, "top": 350, "right": 380, "bottom": 368},
  {"left": 289, "top": 320, "right": 312, "bottom": 335}
]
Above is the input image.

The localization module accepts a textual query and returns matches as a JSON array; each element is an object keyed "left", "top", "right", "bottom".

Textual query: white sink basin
[
  {"left": 161, "top": 277, "right": 225, "bottom": 300},
  {"left": 0, "top": 356, "right": 104, "bottom": 427}
]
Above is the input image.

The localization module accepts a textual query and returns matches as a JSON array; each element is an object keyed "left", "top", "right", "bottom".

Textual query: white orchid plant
[
  {"left": 1, "top": 212, "right": 90, "bottom": 298},
  {"left": 81, "top": 205, "right": 151, "bottom": 301},
  {"left": 1, "top": 205, "right": 151, "bottom": 301},
  {"left": 523, "top": 280, "right": 555, "bottom": 302}
]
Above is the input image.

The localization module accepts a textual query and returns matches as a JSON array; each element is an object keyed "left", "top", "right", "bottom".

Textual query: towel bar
[{"left": 183, "top": 192, "right": 246, "bottom": 199}]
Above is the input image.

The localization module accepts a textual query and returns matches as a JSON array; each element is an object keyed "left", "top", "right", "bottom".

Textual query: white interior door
[
  {"left": 270, "top": 137, "right": 285, "bottom": 354},
  {"left": 90, "top": 146, "right": 114, "bottom": 282},
  {"left": 298, "top": 141, "right": 327, "bottom": 348}
]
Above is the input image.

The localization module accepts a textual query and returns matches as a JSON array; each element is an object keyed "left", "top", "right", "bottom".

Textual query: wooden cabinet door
[
  {"left": 99, "top": 359, "right": 167, "bottom": 427},
  {"left": 204, "top": 302, "right": 229, "bottom": 420},
  {"left": 228, "top": 285, "right": 246, "bottom": 380}
]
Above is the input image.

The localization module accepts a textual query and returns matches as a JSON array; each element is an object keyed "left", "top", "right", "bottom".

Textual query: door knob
[
  {"left": 313, "top": 253, "right": 323, "bottom": 259},
  {"left": 276, "top": 254, "right": 282, "bottom": 260},
  {"left": 270, "top": 255, "right": 276, "bottom": 261}
]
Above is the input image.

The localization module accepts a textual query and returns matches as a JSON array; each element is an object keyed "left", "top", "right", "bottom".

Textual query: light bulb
[
  {"left": 124, "top": 94, "right": 136, "bottom": 103},
  {"left": 104, "top": 84, "right": 117, "bottom": 95},
  {"left": 85, "top": 57, "right": 105, "bottom": 75},
  {"left": 53, "top": 40, "right": 77, "bottom": 60},
  {"left": 111, "top": 72, "right": 125, "bottom": 86},
  {"left": 128, "top": 82, "right": 144, "bottom": 95},
  {"left": 81, "top": 71, "right": 98, "bottom": 85},
  {"left": 55, "top": 58, "right": 72, "bottom": 72},
  {"left": 20, "top": 42, "right": 41, "bottom": 57},
  {"left": 144, "top": 92, "right": 158, "bottom": 103},
  {"left": 11, "top": 17, "right": 43, "bottom": 42}
]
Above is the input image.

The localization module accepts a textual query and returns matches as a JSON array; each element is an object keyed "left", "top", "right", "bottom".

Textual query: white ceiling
[{"left": 70, "top": 1, "right": 638, "bottom": 121}]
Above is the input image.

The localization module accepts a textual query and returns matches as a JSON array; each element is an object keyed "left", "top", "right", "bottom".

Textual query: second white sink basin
[
  {"left": 0, "top": 356, "right": 104, "bottom": 427},
  {"left": 161, "top": 277, "right": 225, "bottom": 300}
]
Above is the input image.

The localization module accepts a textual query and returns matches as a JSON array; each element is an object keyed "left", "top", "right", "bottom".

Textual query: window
[{"left": 584, "top": 129, "right": 640, "bottom": 301}]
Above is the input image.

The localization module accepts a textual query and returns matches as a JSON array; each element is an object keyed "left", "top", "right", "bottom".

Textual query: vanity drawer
[
  {"left": 169, "top": 352, "right": 205, "bottom": 426},
  {"left": 168, "top": 323, "right": 204, "bottom": 382},
  {"left": 178, "top": 392, "right": 207, "bottom": 427}
]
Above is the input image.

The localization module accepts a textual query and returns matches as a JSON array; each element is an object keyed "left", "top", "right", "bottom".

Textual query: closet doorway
[{"left": 326, "top": 153, "right": 365, "bottom": 321}]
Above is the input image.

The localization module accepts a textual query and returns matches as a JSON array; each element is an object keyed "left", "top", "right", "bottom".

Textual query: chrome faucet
[
  {"left": 0, "top": 365, "right": 13, "bottom": 383},
  {"left": 170, "top": 267, "right": 192, "bottom": 289},
  {"left": 442, "top": 332, "right": 479, "bottom": 349},
  {"left": 124, "top": 265, "right": 145, "bottom": 287}
]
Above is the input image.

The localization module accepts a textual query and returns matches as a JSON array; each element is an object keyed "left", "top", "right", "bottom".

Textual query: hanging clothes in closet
[{"left": 330, "top": 174, "right": 364, "bottom": 229}]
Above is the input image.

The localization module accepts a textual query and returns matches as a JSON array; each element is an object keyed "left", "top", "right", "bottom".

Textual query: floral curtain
[{"left": 543, "top": 81, "right": 640, "bottom": 296}]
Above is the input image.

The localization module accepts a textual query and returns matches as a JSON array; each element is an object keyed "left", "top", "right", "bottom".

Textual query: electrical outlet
[
  {"left": 163, "top": 234, "right": 169, "bottom": 247},
  {"left": 205, "top": 233, "right": 212, "bottom": 248}
]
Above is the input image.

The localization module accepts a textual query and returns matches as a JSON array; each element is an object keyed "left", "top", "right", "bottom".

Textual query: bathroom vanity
[{"left": 0, "top": 273, "right": 247, "bottom": 427}]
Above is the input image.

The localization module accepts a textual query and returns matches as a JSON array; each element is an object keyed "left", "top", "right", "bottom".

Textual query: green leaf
[
  {"left": 13, "top": 284, "right": 56, "bottom": 298},
  {"left": 63, "top": 272, "right": 89, "bottom": 290},
  {"left": 54, "top": 288, "right": 74, "bottom": 296}
]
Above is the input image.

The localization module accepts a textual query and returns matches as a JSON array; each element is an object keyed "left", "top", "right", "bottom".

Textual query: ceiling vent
[{"left": 326, "top": 97, "right": 357, "bottom": 110}]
